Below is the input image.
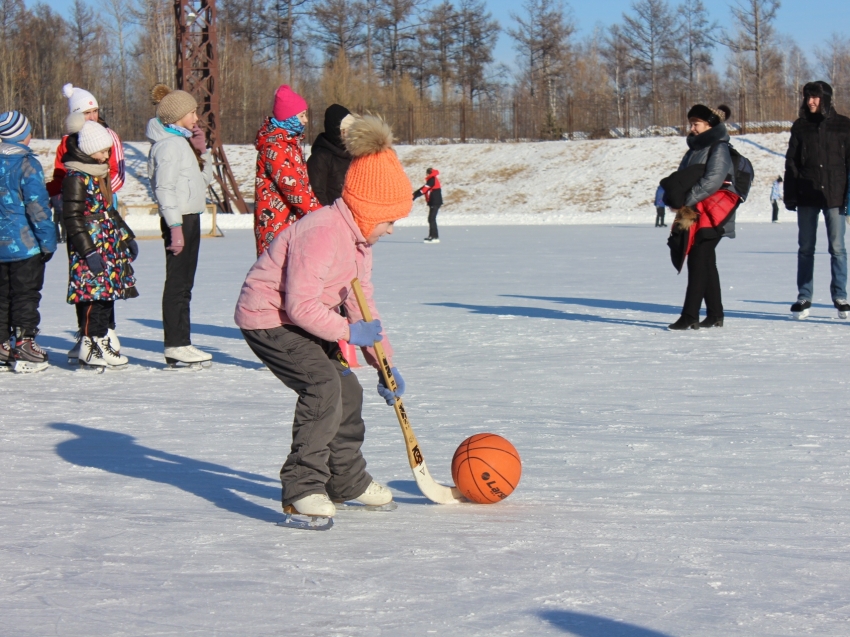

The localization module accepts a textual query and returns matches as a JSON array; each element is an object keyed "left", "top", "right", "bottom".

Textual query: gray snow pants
[{"left": 241, "top": 325, "right": 372, "bottom": 507}]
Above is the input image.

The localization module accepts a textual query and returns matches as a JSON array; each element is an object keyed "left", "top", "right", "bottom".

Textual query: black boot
[
  {"left": 668, "top": 315, "right": 700, "bottom": 330},
  {"left": 699, "top": 316, "right": 724, "bottom": 328}
]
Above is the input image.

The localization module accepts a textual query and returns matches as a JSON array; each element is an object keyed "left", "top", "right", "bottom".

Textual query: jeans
[
  {"left": 796, "top": 206, "right": 847, "bottom": 302},
  {"left": 655, "top": 206, "right": 666, "bottom": 227}
]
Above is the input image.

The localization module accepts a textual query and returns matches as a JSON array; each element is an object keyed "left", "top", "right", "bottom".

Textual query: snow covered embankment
[{"left": 30, "top": 132, "right": 790, "bottom": 230}]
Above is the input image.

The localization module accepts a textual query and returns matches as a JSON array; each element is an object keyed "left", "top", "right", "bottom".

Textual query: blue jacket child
[{"left": 0, "top": 111, "right": 56, "bottom": 370}]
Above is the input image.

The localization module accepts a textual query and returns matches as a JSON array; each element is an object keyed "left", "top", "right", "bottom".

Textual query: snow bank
[{"left": 30, "top": 132, "right": 791, "bottom": 229}]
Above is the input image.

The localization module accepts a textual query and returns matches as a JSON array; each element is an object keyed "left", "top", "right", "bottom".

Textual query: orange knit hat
[{"left": 342, "top": 115, "right": 412, "bottom": 238}]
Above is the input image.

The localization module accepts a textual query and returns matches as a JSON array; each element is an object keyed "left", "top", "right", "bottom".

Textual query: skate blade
[
  {"left": 838, "top": 311, "right": 848, "bottom": 320},
  {"left": 793, "top": 310, "right": 809, "bottom": 320},
  {"left": 78, "top": 362, "right": 107, "bottom": 374},
  {"left": 277, "top": 509, "right": 334, "bottom": 531},
  {"left": 333, "top": 501, "right": 398, "bottom": 512},
  {"left": 164, "top": 359, "right": 212, "bottom": 370},
  {"left": 12, "top": 360, "right": 49, "bottom": 373}
]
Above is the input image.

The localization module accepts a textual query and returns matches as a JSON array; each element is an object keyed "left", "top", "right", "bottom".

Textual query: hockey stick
[{"left": 350, "top": 278, "right": 464, "bottom": 505}]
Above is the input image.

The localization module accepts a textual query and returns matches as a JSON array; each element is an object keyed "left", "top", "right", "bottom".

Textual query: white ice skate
[
  {"left": 67, "top": 331, "right": 82, "bottom": 364},
  {"left": 163, "top": 345, "right": 212, "bottom": 370},
  {"left": 835, "top": 299, "right": 849, "bottom": 319},
  {"left": 98, "top": 335, "right": 128, "bottom": 367},
  {"left": 791, "top": 300, "right": 811, "bottom": 320},
  {"left": 279, "top": 494, "right": 335, "bottom": 531},
  {"left": 334, "top": 480, "right": 397, "bottom": 512},
  {"left": 78, "top": 336, "right": 108, "bottom": 372},
  {"left": 107, "top": 328, "right": 121, "bottom": 352}
]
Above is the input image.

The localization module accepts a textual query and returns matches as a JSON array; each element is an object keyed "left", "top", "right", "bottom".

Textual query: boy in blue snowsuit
[{"left": 0, "top": 111, "right": 56, "bottom": 371}]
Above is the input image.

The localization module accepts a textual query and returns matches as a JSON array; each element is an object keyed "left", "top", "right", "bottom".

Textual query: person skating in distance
[
  {"left": 770, "top": 176, "right": 783, "bottom": 223},
  {"left": 234, "top": 115, "right": 412, "bottom": 519},
  {"left": 414, "top": 167, "right": 442, "bottom": 243}
]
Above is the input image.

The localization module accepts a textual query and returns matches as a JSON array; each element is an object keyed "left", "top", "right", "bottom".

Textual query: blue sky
[{"left": 29, "top": 0, "right": 849, "bottom": 73}]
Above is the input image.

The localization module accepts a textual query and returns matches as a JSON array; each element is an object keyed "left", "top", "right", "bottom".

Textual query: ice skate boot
[
  {"left": 335, "top": 480, "right": 397, "bottom": 511},
  {"left": 668, "top": 315, "right": 699, "bottom": 330},
  {"left": 423, "top": 237, "right": 440, "bottom": 244},
  {"left": 97, "top": 335, "right": 128, "bottom": 367},
  {"left": 11, "top": 328, "right": 49, "bottom": 373},
  {"left": 279, "top": 494, "right": 335, "bottom": 531},
  {"left": 164, "top": 345, "right": 212, "bottom": 370},
  {"left": 78, "top": 336, "right": 108, "bottom": 372},
  {"left": 791, "top": 300, "right": 811, "bottom": 319},
  {"left": 67, "top": 331, "right": 82, "bottom": 364},
  {"left": 0, "top": 340, "right": 12, "bottom": 371},
  {"left": 834, "top": 299, "right": 850, "bottom": 319},
  {"left": 107, "top": 328, "right": 121, "bottom": 353}
]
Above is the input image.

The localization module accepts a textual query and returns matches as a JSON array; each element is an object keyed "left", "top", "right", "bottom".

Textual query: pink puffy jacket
[{"left": 234, "top": 199, "right": 393, "bottom": 368}]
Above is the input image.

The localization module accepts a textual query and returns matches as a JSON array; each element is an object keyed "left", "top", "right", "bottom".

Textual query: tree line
[{"left": 0, "top": 0, "right": 848, "bottom": 142}]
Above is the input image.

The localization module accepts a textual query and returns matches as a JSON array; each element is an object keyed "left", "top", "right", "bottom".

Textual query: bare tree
[
  {"left": 621, "top": 0, "right": 678, "bottom": 125},
  {"left": 815, "top": 33, "right": 850, "bottom": 99},
  {"left": 724, "top": 0, "right": 781, "bottom": 121},
  {"left": 420, "top": 0, "right": 458, "bottom": 103},
  {"left": 452, "top": 0, "right": 499, "bottom": 104},
  {"left": 601, "top": 25, "right": 634, "bottom": 129},
  {"left": 674, "top": 0, "right": 716, "bottom": 99},
  {"left": 312, "top": 0, "right": 365, "bottom": 63},
  {"left": 508, "top": 0, "right": 575, "bottom": 125}
]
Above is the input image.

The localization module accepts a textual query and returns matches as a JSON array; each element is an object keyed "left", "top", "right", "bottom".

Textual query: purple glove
[
  {"left": 85, "top": 252, "right": 105, "bottom": 275},
  {"left": 167, "top": 225, "right": 185, "bottom": 256},
  {"left": 189, "top": 125, "right": 207, "bottom": 155},
  {"left": 348, "top": 319, "right": 383, "bottom": 347}
]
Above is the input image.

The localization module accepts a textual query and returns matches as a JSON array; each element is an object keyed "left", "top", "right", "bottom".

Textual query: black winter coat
[
  {"left": 306, "top": 132, "right": 352, "bottom": 207},
  {"left": 784, "top": 107, "right": 850, "bottom": 209}
]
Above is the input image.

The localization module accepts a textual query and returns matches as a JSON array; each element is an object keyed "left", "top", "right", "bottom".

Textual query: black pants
[
  {"left": 772, "top": 200, "right": 779, "bottom": 222},
  {"left": 161, "top": 214, "right": 201, "bottom": 347},
  {"left": 655, "top": 206, "right": 666, "bottom": 227},
  {"left": 0, "top": 254, "right": 45, "bottom": 339},
  {"left": 428, "top": 205, "right": 440, "bottom": 239},
  {"left": 241, "top": 325, "right": 372, "bottom": 507},
  {"left": 682, "top": 238, "right": 722, "bottom": 320},
  {"left": 75, "top": 300, "right": 114, "bottom": 338}
]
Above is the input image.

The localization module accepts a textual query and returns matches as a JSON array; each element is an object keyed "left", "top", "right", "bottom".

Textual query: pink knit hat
[{"left": 273, "top": 85, "right": 308, "bottom": 121}]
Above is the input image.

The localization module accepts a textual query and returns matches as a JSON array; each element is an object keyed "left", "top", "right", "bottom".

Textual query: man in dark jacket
[
  {"left": 785, "top": 81, "right": 850, "bottom": 319},
  {"left": 307, "top": 104, "right": 354, "bottom": 207}
]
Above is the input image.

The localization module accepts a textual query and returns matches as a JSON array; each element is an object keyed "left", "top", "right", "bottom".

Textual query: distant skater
[
  {"left": 654, "top": 185, "right": 666, "bottom": 227},
  {"left": 414, "top": 168, "right": 442, "bottom": 243},
  {"left": 770, "top": 176, "right": 782, "bottom": 222}
]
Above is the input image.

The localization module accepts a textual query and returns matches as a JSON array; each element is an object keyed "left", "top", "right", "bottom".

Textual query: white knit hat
[
  {"left": 78, "top": 121, "right": 113, "bottom": 155},
  {"left": 63, "top": 83, "right": 99, "bottom": 114}
]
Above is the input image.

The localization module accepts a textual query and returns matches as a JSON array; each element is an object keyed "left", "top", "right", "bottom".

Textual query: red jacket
[
  {"left": 46, "top": 130, "right": 125, "bottom": 197},
  {"left": 253, "top": 117, "right": 320, "bottom": 256},
  {"left": 686, "top": 189, "right": 740, "bottom": 255}
]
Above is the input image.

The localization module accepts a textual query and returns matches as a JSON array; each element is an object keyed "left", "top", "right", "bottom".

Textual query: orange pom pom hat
[{"left": 342, "top": 115, "right": 412, "bottom": 238}]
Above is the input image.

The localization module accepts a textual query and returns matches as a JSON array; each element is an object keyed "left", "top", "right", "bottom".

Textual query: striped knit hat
[
  {"left": 0, "top": 111, "right": 32, "bottom": 143},
  {"left": 342, "top": 115, "right": 412, "bottom": 238}
]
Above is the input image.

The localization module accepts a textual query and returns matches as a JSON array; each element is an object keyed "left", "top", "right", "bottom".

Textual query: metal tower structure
[{"left": 175, "top": 0, "right": 248, "bottom": 214}]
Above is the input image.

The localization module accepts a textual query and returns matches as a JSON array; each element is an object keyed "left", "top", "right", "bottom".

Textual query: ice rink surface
[{"left": 2, "top": 223, "right": 849, "bottom": 637}]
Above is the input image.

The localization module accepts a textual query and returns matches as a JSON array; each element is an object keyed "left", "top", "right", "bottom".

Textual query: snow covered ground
[
  {"left": 3, "top": 223, "right": 850, "bottom": 636},
  {"left": 29, "top": 132, "right": 791, "bottom": 233}
]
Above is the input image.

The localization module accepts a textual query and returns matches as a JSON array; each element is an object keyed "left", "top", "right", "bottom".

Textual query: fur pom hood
[{"left": 343, "top": 115, "right": 394, "bottom": 158}]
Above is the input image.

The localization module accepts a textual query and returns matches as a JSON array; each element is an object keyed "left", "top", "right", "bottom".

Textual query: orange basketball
[{"left": 451, "top": 433, "right": 522, "bottom": 504}]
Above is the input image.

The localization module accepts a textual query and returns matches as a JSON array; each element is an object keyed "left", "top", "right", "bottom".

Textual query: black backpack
[{"left": 710, "top": 141, "right": 755, "bottom": 202}]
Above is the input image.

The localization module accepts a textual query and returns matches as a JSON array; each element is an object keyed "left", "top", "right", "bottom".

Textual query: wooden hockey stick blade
[{"left": 350, "top": 278, "right": 465, "bottom": 505}]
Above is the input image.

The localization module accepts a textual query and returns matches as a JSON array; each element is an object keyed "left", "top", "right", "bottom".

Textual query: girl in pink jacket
[{"left": 234, "top": 115, "right": 412, "bottom": 522}]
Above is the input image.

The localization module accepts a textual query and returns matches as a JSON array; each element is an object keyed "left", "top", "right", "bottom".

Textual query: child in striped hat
[{"left": 0, "top": 111, "right": 56, "bottom": 373}]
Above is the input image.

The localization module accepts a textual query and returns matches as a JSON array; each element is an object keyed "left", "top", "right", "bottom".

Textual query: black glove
[
  {"left": 85, "top": 252, "right": 105, "bottom": 275},
  {"left": 41, "top": 251, "right": 53, "bottom": 263},
  {"left": 785, "top": 202, "right": 797, "bottom": 212},
  {"left": 127, "top": 239, "right": 139, "bottom": 261},
  {"left": 413, "top": 190, "right": 422, "bottom": 200}
]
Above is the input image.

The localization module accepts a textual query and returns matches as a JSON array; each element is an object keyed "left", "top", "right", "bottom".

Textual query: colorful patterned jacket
[{"left": 253, "top": 117, "right": 320, "bottom": 256}]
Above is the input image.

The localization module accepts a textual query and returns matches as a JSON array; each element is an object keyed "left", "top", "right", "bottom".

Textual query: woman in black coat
[{"left": 307, "top": 104, "right": 354, "bottom": 206}]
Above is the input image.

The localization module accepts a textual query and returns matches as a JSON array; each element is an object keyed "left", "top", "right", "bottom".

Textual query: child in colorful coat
[
  {"left": 253, "top": 85, "right": 320, "bottom": 256},
  {"left": 235, "top": 115, "right": 412, "bottom": 520},
  {"left": 0, "top": 111, "right": 56, "bottom": 372},
  {"left": 62, "top": 116, "right": 138, "bottom": 368}
]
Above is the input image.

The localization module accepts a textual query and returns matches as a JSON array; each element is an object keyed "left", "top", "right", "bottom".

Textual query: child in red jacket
[{"left": 253, "top": 85, "right": 320, "bottom": 256}]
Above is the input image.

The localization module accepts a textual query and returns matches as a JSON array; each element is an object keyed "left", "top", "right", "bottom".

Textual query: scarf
[
  {"left": 272, "top": 115, "right": 305, "bottom": 136},
  {"left": 164, "top": 122, "right": 193, "bottom": 138}
]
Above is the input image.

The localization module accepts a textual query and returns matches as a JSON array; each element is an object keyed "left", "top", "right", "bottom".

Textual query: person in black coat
[
  {"left": 784, "top": 81, "right": 850, "bottom": 319},
  {"left": 307, "top": 104, "right": 354, "bottom": 207}
]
